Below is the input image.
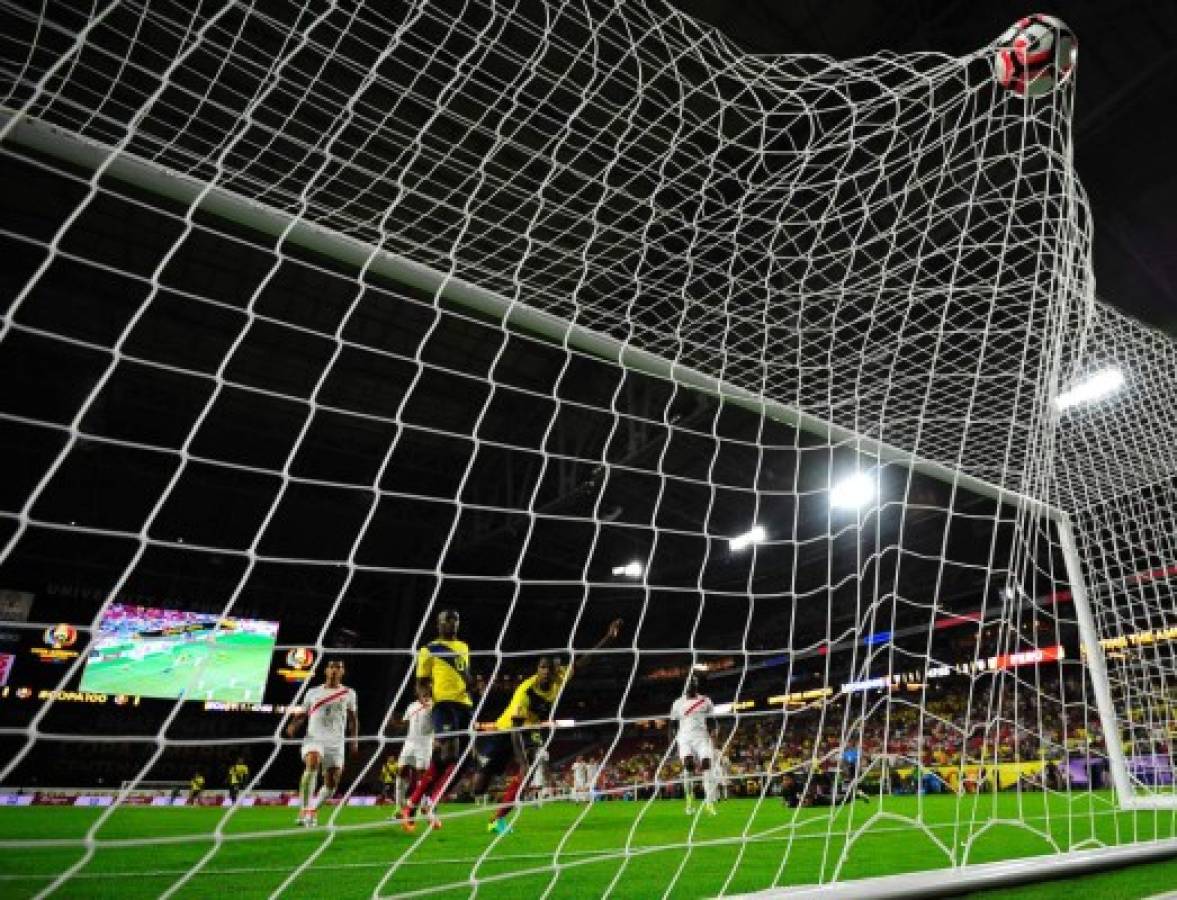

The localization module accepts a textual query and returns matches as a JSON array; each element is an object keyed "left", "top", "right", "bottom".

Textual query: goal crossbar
[{"left": 0, "top": 109, "right": 1057, "bottom": 520}]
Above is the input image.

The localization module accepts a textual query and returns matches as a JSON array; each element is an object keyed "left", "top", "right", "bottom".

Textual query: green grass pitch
[
  {"left": 78, "top": 632, "right": 275, "bottom": 703},
  {"left": 1, "top": 793, "right": 1176, "bottom": 898}
]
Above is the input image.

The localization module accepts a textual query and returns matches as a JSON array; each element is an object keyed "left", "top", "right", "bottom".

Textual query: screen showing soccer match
[{"left": 79, "top": 604, "right": 279, "bottom": 703}]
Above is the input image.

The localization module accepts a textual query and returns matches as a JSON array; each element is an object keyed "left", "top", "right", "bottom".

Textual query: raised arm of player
[{"left": 570, "top": 619, "right": 623, "bottom": 674}]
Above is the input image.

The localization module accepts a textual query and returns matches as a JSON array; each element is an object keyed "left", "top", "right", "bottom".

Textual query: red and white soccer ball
[{"left": 993, "top": 14, "right": 1077, "bottom": 98}]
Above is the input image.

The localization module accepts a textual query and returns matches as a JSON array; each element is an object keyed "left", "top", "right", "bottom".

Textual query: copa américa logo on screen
[
  {"left": 286, "top": 647, "right": 315, "bottom": 669},
  {"left": 43, "top": 624, "right": 78, "bottom": 649},
  {"left": 278, "top": 647, "right": 316, "bottom": 682}
]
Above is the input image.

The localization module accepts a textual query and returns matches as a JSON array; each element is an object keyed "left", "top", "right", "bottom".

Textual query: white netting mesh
[
  {"left": 1057, "top": 304, "right": 1177, "bottom": 806},
  {"left": 0, "top": 0, "right": 1092, "bottom": 493},
  {"left": 0, "top": 1, "right": 1174, "bottom": 898}
]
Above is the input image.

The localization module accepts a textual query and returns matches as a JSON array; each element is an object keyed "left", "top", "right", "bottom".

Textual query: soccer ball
[{"left": 993, "top": 14, "right": 1077, "bottom": 98}]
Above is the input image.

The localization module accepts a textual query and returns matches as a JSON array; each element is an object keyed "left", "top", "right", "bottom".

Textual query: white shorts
[
  {"left": 398, "top": 739, "right": 432, "bottom": 770},
  {"left": 677, "top": 735, "right": 714, "bottom": 764},
  {"left": 302, "top": 741, "right": 345, "bottom": 771}
]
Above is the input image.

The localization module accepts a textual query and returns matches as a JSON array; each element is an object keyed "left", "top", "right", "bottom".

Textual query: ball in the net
[{"left": 993, "top": 14, "right": 1077, "bottom": 98}]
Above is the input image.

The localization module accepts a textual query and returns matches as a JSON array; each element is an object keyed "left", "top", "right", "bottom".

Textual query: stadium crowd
[
  {"left": 539, "top": 670, "right": 1113, "bottom": 801},
  {"left": 4, "top": 656, "right": 1130, "bottom": 804}
]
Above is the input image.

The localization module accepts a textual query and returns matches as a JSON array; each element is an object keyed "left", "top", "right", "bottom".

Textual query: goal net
[
  {"left": 1056, "top": 305, "right": 1177, "bottom": 812},
  {"left": 0, "top": 1, "right": 1175, "bottom": 897}
]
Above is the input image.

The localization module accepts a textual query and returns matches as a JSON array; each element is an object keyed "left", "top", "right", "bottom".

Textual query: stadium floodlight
[
  {"left": 830, "top": 471, "right": 877, "bottom": 510},
  {"left": 1054, "top": 366, "right": 1124, "bottom": 411},
  {"left": 728, "top": 525, "right": 766, "bottom": 551},
  {"left": 610, "top": 561, "right": 644, "bottom": 577}
]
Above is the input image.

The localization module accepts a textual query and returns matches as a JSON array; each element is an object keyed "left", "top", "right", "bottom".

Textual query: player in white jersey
[
  {"left": 285, "top": 659, "right": 358, "bottom": 826},
  {"left": 395, "top": 686, "right": 435, "bottom": 811},
  {"left": 571, "top": 756, "right": 591, "bottom": 802},
  {"left": 527, "top": 746, "right": 551, "bottom": 806},
  {"left": 716, "top": 747, "right": 732, "bottom": 800},
  {"left": 670, "top": 676, "right": 718, "bottom": 815}
]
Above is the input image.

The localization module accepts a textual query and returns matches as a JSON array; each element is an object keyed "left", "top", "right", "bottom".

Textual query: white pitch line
[
  {"left": 0, "top": 810, "right": 1127, "bottom": 885},
  {"left": 0, "top": 849, "right": 619, "bottom": 882}
]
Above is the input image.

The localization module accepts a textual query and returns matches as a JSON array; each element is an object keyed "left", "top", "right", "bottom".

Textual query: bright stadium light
[
  {"left": 728, "top": 525, "right": 766, "bottom": 552},
  {"left": 1055, "top": 367, "right": 1124, "bottom": 411},
  {"left": 830, "top": 471, "right": 877, "bottom": 511},
  {"left": 611, "top": 561, "right": 644, "bottom": 577}
]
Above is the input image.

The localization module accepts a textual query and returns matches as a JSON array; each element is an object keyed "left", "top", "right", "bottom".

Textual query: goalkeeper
[{"left": 472, "top": 619, "right": 621, "bottom": 835}]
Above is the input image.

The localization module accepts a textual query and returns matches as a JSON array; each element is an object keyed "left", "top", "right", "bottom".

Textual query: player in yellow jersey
[
  {"left": 474, "top": 618, "right": 622, "bottom": 835},
  {"left": 226, "top": 757, "right": 249, "bottom": 805},
  {"left": 187, "top": 771, "right": 205, "bottom": 806},
  {"left": 400, "top": 609, "right": 474, "bottom": 830},
  {"left": 380, "top": 755, "right": 398, "bottom": 804}
]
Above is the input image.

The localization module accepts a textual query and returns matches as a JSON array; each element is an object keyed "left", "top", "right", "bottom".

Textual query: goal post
[{"left": 1058, "top": 512, "right": 1151, "bottom": 811}]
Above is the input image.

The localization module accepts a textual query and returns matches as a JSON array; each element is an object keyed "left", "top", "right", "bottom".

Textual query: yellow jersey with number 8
[{"left": 417, "top": 638, "right": 472, "bottom": 706}]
